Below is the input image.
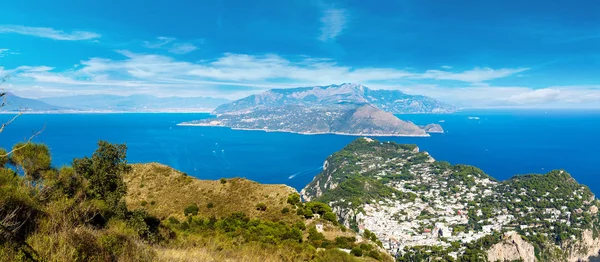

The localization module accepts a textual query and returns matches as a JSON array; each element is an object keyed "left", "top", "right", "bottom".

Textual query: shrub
[
  {"left": 323, "top": 211, "right": 337, "bottom": 223},
  {"left": 207, "top": 202, "right": 214, "bottom": 209},
  {"left": 287, "top": 193, "right": 301, "bottom": 206},
  {"left": 367, "top": 250, "right": 381, "bottom": 260},
  {"left": 184, "top": 203, "right": 199, "bottom": 216},
  {"left": 168, "top": 217, "right": 180, "bottom": 224},
  {"left": 127, "top": 209, "right": 161, "bottom": 242},
  {"left": 256, "top": 203, "right": 267, "bottom": 211},
  {"left": 220, "top": 178, "right": 227, "bottom": 184},
  {"left": 281, "top": 207, "right": 290, "bottom": 214},
  {"left": 150, "top": 200, "right": 156, "bottom": 205},
  {"left": 141, "top": 200, "right": 148, "bottom": 206},
  {"left": 350, "top": 246, "right": 363, "bottom": 257},
  {"left": 303, "top": 208, "right": 314, "bottom": 219}
]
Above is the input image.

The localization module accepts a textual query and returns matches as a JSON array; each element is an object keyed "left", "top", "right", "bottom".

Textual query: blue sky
[{"left": 1, "top": 0, "right": 600, "bottom": 108}]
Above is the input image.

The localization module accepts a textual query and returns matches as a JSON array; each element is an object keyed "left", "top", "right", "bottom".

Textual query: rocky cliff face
[
  {"left": 567, "top": 229, "right": 600, "bottom": 262},
  {"left": 487, "top": 232, "right": 536, "bottom": 262}
]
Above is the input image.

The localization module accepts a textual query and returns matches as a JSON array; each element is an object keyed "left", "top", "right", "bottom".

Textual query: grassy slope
[
  {"left": 124, "top": 163, "right": 298, "bottom": 221},
  {"left": 123, "top": 163, "right": 383, "bottom": 262}
]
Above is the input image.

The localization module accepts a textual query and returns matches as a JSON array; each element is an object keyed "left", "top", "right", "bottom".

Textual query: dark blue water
[{"left": 1, "top": 110, "right": 599, "bottom": 196}]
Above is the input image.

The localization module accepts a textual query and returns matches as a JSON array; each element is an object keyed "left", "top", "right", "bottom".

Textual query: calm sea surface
[{"left": 1, "top": 110, "right": 599, "bottom": 196}]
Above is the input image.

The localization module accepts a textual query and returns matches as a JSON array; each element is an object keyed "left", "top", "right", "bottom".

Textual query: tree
[
  {"left": 10, "top": 143, "right": 52, "bottom": 182},
  {"left": 287, "top": 193, "right": 301, "bottom": 206},
  {"left": 322, "top": 211, "right": 337, "bottom": 223},
  {"left": 73, "top": 141, "right": 130, "bottom": 209}
]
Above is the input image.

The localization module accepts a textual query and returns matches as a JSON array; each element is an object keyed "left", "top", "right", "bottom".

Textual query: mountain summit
[{"left": 214, "top": 83, "right": 456, "bottom": 115}]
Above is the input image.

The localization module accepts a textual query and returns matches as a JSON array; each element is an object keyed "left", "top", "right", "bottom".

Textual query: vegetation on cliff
[{"left": 0, "top": 138, "right": 391, "bottom": 261}]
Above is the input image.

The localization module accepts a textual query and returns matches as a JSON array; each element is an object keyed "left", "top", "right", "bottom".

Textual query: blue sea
[{"left": 1, "top": 110, "right": 600, "bottom": 196}]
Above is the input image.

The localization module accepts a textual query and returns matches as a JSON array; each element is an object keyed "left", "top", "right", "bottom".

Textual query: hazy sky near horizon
[{"left": 1, "top": 0, "right": 600, "bottom": 108}]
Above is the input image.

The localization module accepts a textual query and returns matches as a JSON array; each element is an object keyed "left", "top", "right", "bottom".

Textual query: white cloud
[
  {"left": 143, "top": 37, "right": 198, "bottom": 54},
  {"left": 319, "top": 8, "right": 348, "bottom": 41},
  {"left": 507, "top": 88, "right": 562, "bottom": 104},
  {"left": 419, "top": 67, "right": 530, "bottom": 83},
  {"left": 400, "top": 84, "right": 600, "bottom": 108},
  {"left": 143, "top": 37, "right": 175, "bottom": 48},
  {"left": 441, "top": 65, "right": 452, "bottom": 69},
  {"left": 6, "top": 50, "right": 591, "bottom": 108},
  {"left": 0, "top": 25, "right": 100, "bottom": 40},
  {"left": 169, "top": 43, "right": 198, "bottom": 54}
]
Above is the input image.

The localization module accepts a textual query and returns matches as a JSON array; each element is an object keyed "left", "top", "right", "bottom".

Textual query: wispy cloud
[
  {"left": 169, "top": 43, "right": 198, "bottom": 54},
  {"left": 418, "top": 67, "right": 529, "bottom": 83},
  {"left": 143, "top": 37, "right": 198, "bottom": 54},
  {"left": 0, "top": 25, "right": 100, "bottom": 40},
  {"left": 319, "top": 8, "right": 348, "bottom": 41},
  {"left": 400, "top": 84, "right": 600, "bottom": 108},
  {"left": 143, "top": 37, "right": 175, "bottom": 48},
  {"left": 3, "top": 50, "right": 534, "bottom": 101}
]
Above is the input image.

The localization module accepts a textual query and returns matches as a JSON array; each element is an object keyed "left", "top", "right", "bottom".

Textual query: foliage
[
  {"left": 350, "top": 246, "right": 363, "bottom": 256},
  {"left": 9, "top": 143, "right": 52, "bottom": 182},
  {"left": 287, "top": 193, "right": 301, "bottom": 206},
  {"left": 184, "top": 203, "right": 200, "bottom": 216},
  {"left": 256, "top": 202, "right": 267, "bottom": 211},
  {"left": 73, "top": 141, "right": 130, "bottom": 211}
]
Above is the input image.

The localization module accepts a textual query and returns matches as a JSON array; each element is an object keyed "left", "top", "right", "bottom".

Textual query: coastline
[{"left": 177, "top": 123, "right": 432, "bottom": 137}]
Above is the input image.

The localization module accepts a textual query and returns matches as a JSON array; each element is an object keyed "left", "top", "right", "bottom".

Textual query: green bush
[
  {"left": 220, "top": 178, "right": 227, "bottom": 184},
  {"left": 207, "top": 202, "right": 215, "bottom": 209},
  {"left": 350, "top": 246, "right": 363, "bottom": 257},
  {"left": 141, "top": 200, "right": 148, "bottom": 206},
  {"left": 256, "top": 203, "right": 267, "bottom": 211},
  {"left": 287, "top": 193, "right": 301, "bottom": 206},
  {"left": 168, "top": 217, "right": 180, "bottom": 224},
  {"left": 184, "top": 203, "right": 199, "bottom": 216},
  {"left": 281, "top": 207, "right": 290, "bottom": 214},
  {"left": 323, "top": 211, "right": 337, "bottom": 223}
]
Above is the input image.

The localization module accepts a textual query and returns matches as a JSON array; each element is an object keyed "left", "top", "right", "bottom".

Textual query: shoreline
[{"left": 177, "top": 123, "right": 431, "bottom": 137}]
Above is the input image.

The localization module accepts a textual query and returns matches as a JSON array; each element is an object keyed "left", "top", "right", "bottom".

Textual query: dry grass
[{"left": 124, "top": 163, "right": 299, "bottom": 222}]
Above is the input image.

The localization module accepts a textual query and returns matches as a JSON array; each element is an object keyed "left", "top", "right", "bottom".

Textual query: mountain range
[
  {"left": 183, "top": 83, "right": 453, "bottom": 136},
  {"left": 0, "top": 93, "right": 230, "bottom": 112},
  {"left": 213, "top": 83, "right": 456, "bottom": 115},
  {"left": 0, "top": 92, "right": 68, "bottom": 112}
]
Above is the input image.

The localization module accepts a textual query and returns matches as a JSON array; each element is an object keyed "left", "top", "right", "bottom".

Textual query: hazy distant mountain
[
  {"left": 0, "top": 93, "right": 68, "bottom": 112},
  {"left": 182, "top": 83, "right": 449, "bottom": 136},
  {"left": 39, "top": 94, "right": 230, "bottom": 112},
  {"left": 213, "top": 83, "right": 456, "bottom": 115}
]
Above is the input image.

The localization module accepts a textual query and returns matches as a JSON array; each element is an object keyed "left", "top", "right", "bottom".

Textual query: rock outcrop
[{"left": 487, "top": 232, "right": 536, "bottom": 262}]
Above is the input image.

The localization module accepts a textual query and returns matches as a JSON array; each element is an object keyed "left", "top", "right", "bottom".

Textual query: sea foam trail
[{"left": 289, "top": 166, "right": 322, "bottom": 179}]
